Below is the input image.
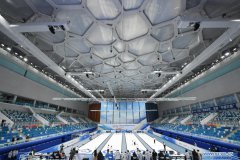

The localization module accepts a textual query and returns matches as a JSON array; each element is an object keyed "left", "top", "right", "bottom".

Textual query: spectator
[
  {"left": 97, "top": 151, "right": 104, "bottom": 160},
  {"left": 93, "top": 149, "right": 98, "bottom": 160},
  {"left": 132, "top": 151, "right": 138, "bottom": 160},
  {"left": 127, "top": 150, "right": 131, "bottom": 160},
  {"left": 69, "top": 148, "right": 76, "bottom": 160},
  {"left": 164, "top": 151, "right": 170, "bottom": 160},
  {"left": 145, "top": 150, "right": 151, "bottom": 160},
  {"left": 158, "top": 151, "right": 165, "bottom": 160},
  {"left": 13, "top": 150, "right": 18, "bottom": 160},
  {"left": 197, "top": 150, "right": 202, "bottom": 160},
  {"left": 121, "top": 152, "right": 127, "bottom": 160},
  {"left": 115, "top": 150, "right": 121, "bottom": 160},
  {"left": 184, "top": 149, "right": 190, "bottom": 160},
  {"left": 60, "top": 144, "right": 64, "bottom": 153},
  {"left": 142, "top": 151, "right": 146, "bottom": 160},
  {"left": 192, "top": 149, "right": 198, "bottom": 160},
  {"left": 163, "top": 142, "right": 166, "bottom": 152},
  {"left": 154, "top": 138, "right": 156, "bottom": 144},
  {"left": 152, "top": 149, "right": 157, "bottom": 160},
  {"left": 8, "top": 150, "right": 13, "bottom": 160}
]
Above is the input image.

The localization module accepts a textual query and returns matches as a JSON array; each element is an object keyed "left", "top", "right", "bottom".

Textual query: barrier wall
[
  {"left": 0, "top": 127, "right": 97, "bottom": 159},
  {"left": 151, "top": 127, "right": 240, "bottom": 156}
]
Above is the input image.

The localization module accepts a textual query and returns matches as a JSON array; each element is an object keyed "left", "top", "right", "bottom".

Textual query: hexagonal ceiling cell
[
  {"left": 138, "top": 53, "right": 159, "bottom": 66},
  {"left": 55, "top": 9, "right": 93, "bottom": 36},
  {"left": 55, "top": 45, "right": 79, "bottom": 58},
  {"left": 116, "top": 13, "right": 149, "bottom": 41},
  {"left": 123, "top": 70, "right": 139, "bottom": 77},
  {"left": 105, "top": 57, "right": 121, "bottom": 67},
  {"left": 118, "top": 52, "right": 135, "bottom": 63},
  {"left": 78, "top": 54, "right": 102, "bottom": 67},
  {"left": 87, "top": 24, "right": 115, "bottom": 45},
  {"left": 114, "top": 41, "right": 125, "bottom": 53},
  {"left": 161, "top": 49, "right": 189, "bottom": 63},
  {"left": 144, "top": 0, "right": 185, "bottom": 25},
  {"left": 123, "top": 61, "right": 141, "bottom": 70},
  {"left": 172, "top": 32, "right": 200, "bottom": 49},
  {"left": 159, "top": 41, "right": 171, "bottom": 53},
  {"left": 93, "top": 46, "right": 115, "bottom": 59},
  {"left": 86, "top": 0, "right": 120, "bottom": 20},
  {"left": 94, "top": 63, "right": 114, "bottom": 74},
  {"left": 36, "top": 31, "right": 66, "bottom": 44},
  {"left": 122, "top": 0, "right": 144, "bottom": 10},
  {"left": 66, "top": 38, "right": 90, "bottom": 53},
  {"left": 30, "top": 0, "right": 53, "bottom": 16},
  {"left": 139, "top": 66, "right": 152, "bottom": 74},
  {"left": 152, "top": 24, "right": 175, "bottom": 41},
  {"left": 128, "top": 36, "right": 158, "bottom": 56}
]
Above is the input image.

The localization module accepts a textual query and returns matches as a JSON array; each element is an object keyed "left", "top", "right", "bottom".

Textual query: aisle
[
  {"left": 101, "top": 133, "right": 122, "bottom": 155},
  {"left": 78, "top": 133, "right": 111, "bottom": 154},
  {"left": 125, "top": 133, "right": 146, "bottom": 153},
  {"left": 138, "top": 133, "right": 176, "bottom": 153}
]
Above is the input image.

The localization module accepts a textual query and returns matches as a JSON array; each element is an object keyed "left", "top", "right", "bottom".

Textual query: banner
[{"left": 202, "top": 152, "right": 238, "bottom": 160}]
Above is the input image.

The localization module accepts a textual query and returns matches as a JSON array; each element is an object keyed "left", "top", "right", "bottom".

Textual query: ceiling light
[
  {"left": 23, "top": 57, "right": 28, "bottom": 62},
  {"left": 14, "top": 52, "right": 18, "bottom": 55},
  {"left": 231, "top": 47, "right": 238, "bottom": 52},
  {"left": 224, "top": 52, "right": 230, "bottom": 56},
  {"left": 1, "top": 44, "right": 4, "bottom": 47},
  {"left": 6, "top": 47, "right": 11, "bottom": 51},
  {"left": 220, "top": 55, "right": 225, "bottom": 59},
  {"left": 19, "top": 55, "right": 23, "bottom": 59},
  {"left": 62, "top": 66, "right": 66, "bottom": 70},
  {"left": 184, "top": 62, "right": 187, "bottom": 65}
]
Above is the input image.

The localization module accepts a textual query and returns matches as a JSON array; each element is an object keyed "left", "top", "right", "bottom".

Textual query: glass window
[
  {"left": 100, "top": 102, "right": 107, "bottom": 123},
  {"left": 216, "top": 94, "right": 237, "bottom": 105},
  {"left": 0, "top": 91, "right": 15, "bottom": 103},
  {"left": 127, "top": 102, "right": 133, "bottom": 124},
  {"left": 119, "top": 102, "right": 127, "bottom": 124},
  {"left": 106, "top": 102, "right": 113, "bottom": 124}
]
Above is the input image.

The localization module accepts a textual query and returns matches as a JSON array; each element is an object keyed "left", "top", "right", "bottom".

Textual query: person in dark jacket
[
  {"left": 158, "top": 151, "right": 165, "bottom": 160},
  {"left": 132, "top": 151, "right": 138, "bottom": 160},
  {"left": 152, "top": 150, "right": 157, "bottom": 160},
  {"left": 192, "top": 149, "right": 198, "bottom": 160},
  {"left": 97, "top": 151, "right": 104, "bottom": 160}
]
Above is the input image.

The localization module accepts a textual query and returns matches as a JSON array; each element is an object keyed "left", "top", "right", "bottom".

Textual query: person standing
[
  {"left": 115, "top": 150, "right": 121, "bottom": 160},
  {"left": 184, "top": 149, "right": 191, "bottom": 160},
  {"left": 145, "top": 150, "right": 151, "bottom": 160},
  {"left": 192, "top": 149, "right": 198, "bottom": 160},
  {"left": 197, "top": 150, "right": 202, "bottom": 160},
  {"left": 93, "top": 150, "right": 98, "bottom": 160},
  {"left": 127, "top": 150, "right": 131, "bottom": 160},
  {"left": 158, "top": 151, "right": 165, "bottom": 160},
  {"left": 162, "top": 142, "right": 166, "bottom": 152},
  {"left": 153, "top": 138, "right": 156, "bottom": 144},
  {"left": 152, "top": 149, "right": 157, "bottom": 160}
]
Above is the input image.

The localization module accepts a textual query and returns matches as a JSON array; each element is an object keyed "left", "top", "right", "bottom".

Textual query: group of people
[
  {"left": 184, "top": 149, "right": 202, "bottom": 160},
  {"left": 7, "top": 149, "right": 18, "bottom": 160},
  {"left": 92, "top": 148, "right": 171, "bottom": 160}
]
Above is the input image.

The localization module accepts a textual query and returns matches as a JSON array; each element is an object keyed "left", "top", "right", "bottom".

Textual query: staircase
[
  {"left": 56, "top": 112, "right": 68, "bottom": 124},
  {"left": 168, "top": 116, "right": 178, "bottom": 123},
  {"left": 200, "top": 113, "right": 218, "bottom": 125},
  {"left": 70, "top": 116, "right": 79, "bottom": 123},
  {"left": 133, "top": 118, "right": 147, "bottom": 130},
  {"left": 181, "top": 115, "right": 192, "bottom": 124}
]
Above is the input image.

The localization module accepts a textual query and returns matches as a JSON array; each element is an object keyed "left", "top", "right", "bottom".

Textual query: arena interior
[{"left": 0, "top": 0, "right": 240, "bottom": 160}]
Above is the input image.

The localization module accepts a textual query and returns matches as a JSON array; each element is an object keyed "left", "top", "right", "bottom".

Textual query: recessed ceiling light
[
  {"left": 224, "top": 52, "right": 230, "bottom": 56},
  {"left": 23, "top": 57, "right": 28, "bottom": 62},
  {"left": 6, "top": 47, "right": 11, "bottom": 51},
  {"left": 19, "top": 55, "right": 23, "bottom": 59},
  {"left": 14, "top": 52, "right": 18, "bottom": 55},
  {"left": 1, "top": 44, "right": 4, "bottom": 47},
  {"left": 221, "top": 55, "right": 225, "bottom": 59}
]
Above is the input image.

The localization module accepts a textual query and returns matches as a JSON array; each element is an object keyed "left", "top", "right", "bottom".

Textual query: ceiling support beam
[
  {"left": 148, "top": 22, "right": 240, "bottom": 101},
  {"left": 107, "top": 82, "right": 117, "bottom": 103},
  {"left": 52, "top": 97, "right": 197, "bottom": 102},
  {"left": 178, "top": 19, "right": 240, "bottom": 28},
  {"left": 0, "top": 15, "right": 98, "bottom": 101},
  {"left": 10, "top": 21, "right": 69, "bottom": 33}
]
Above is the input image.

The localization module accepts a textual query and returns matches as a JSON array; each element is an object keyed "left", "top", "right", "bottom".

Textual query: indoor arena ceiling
[{"left": 0, "top": 0, "right": 240, "bottom": 100}]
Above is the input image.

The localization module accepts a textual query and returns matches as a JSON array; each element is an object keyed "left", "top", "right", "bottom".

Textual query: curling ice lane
[
  {"left": 137, "top": 133, "right": 176, "bottom": 154},
  {"left": 78, "top": 133, "right": 111, "bottom": 154},
  {"left": 125, "top": 133, "right": 146, "bottom": 153},
  {"left": 101, "top": 133, "right": 122, "bottom": 155}
]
